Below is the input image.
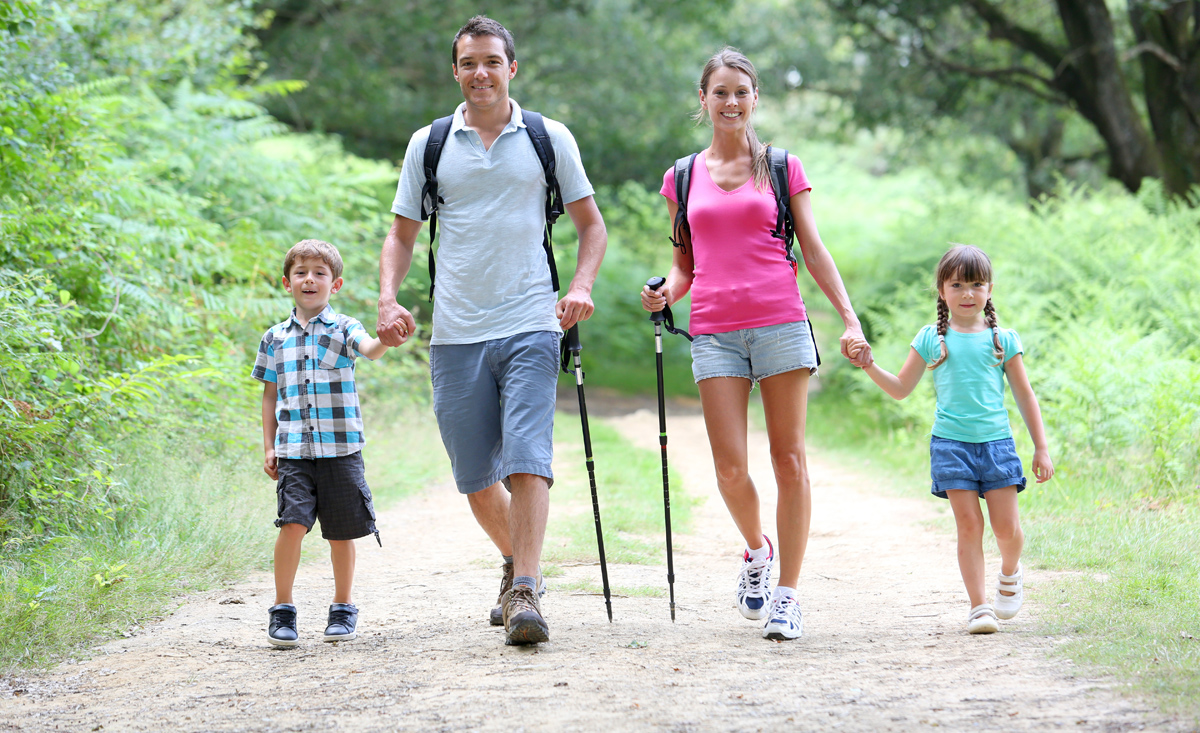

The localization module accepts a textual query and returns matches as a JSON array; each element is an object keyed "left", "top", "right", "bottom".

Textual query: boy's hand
[
  {"left": 377, "top": 299, "right": 416, "bottom": 347},
  {"left": 264, "top": 448, "right": 278, "bottom": 481},
  {"left": 1032, "top": 448, "right": 1054, "bottom": 483}
]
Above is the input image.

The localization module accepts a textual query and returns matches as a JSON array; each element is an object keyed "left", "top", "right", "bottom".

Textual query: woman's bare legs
[
  {"left": 697, "top": 376, "right": 764, "bottom": 551},
  {"left": 758, "top": 369, "right": 811, "bottom": 589}
]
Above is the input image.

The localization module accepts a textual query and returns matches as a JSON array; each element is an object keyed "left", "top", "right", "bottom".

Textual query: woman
[{"left": 641, "top": 48, "right": 870, "bottom": 641}]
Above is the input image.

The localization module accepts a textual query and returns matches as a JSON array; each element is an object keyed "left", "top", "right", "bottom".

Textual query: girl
[
  {"left": 853, "top": 244, "right": 1054, "bottom": 633},
  {"left": 641, "top": 48, "right": 870, "bottom": 641}
]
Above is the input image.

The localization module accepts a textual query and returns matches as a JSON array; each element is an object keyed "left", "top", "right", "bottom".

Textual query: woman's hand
[{"left": 641, "top": 284, "right": 669, "bottom": 312}]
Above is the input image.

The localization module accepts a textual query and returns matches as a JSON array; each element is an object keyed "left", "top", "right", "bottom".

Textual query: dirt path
[{"left": 0, "top": 399, "right": 1182, "bottom": 732}]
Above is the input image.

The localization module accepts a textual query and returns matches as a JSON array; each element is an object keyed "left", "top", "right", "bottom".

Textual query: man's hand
[
  {"left": 264, "top": 447, "right": 278, "bottom": 481},
  {"left": 377, "top": 299, "right": 417, "bottom": 347},
  {"left": 556, "top": 286, "right": 594, "bottom": 330}
]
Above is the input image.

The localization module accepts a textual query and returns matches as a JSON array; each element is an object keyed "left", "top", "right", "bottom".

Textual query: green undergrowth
[
  {"left": 803, "top": 391, "right": 1200, "bottom": 721},
  {"left": 546, "top": 412, "right": 696, "bottom": 568}
]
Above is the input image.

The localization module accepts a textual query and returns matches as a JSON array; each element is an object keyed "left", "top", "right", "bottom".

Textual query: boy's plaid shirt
[{"left": 252, "top": 305, "right": 372, "bottom": 459}]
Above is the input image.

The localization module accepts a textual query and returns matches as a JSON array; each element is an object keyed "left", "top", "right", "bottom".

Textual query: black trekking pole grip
[
  {"left": 565, "top": 324, "right": 582, "bottom": 354},
  {"left": 646, "top": 276, "right": 668, "bottom": 324}
]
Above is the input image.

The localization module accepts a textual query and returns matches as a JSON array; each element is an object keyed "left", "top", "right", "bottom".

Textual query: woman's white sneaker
[
  {"left": 736, "top": 536, "right": 774, "bottom": 620},
  {"left": 995, "top": 564, "right": 1024, "bottom": 620},
  {"left": 762, "top": 594, "right": 803, "bottom": 640}
]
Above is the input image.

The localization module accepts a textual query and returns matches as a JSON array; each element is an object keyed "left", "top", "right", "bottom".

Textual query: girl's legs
[
  {"left": 945, "top": 490, "right": 987, "bottom": 608},
  {"left": 273, "top": 523, "right": 308, "bottom": 605},
  {"left": 329, "top": 539, "right": 356, "bottom": 604},
  {"left": 758, "top": 369, "right": 811, "bottom": 589},
  {"left": 697, "top": 376, "right": 764, "bottom": 550},
  {"left": 983, "top": 486, "right": 1024, "bottom": 585}
]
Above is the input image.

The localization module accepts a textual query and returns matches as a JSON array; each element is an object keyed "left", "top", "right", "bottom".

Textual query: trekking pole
[
  {"left": 563, "top": 324, "right": 613, "bottom": 622},
  {"left": 646, "top": 276, "right": 688, "bottom": 622}
]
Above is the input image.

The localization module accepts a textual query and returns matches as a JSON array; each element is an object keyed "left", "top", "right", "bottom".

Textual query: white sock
[
  {"left": 773, "top": 586, "right": 796, "bottom": 601},
  {"left": 746, "top": 537, "right": 771, "bottom": 561}
]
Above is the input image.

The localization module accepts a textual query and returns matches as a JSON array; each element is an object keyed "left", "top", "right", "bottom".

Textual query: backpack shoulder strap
[
  {"left": 522, "top": 110, "right": 563, "bottom": 292},
  {"left": 670, "top": 153, "right": 698, "bottom": 253},
  {"left": 422, "top": 115, "right": 454, "bottom": 302},
  {"left": 766, "top": 146, "right": 796, "bottom": 265}
]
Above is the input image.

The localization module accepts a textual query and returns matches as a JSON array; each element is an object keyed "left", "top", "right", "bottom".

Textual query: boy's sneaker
[
  {"left": 323, "top": 603, "right": 359, "bottom": 642},
  {"left": 762, "top": 594, "right": 804, "bottom": 640},
  {"left": 502, "top": 585, "right": 549, "bottom": 645},
  {"left": 267, "top": 603, "right": 299, "bottom": 647},
  {"left": 736, "top": 535, "right": 775, "bottom": 620},
  {"left": 489, "top": 564, "right": 546, "bottom": 626}
]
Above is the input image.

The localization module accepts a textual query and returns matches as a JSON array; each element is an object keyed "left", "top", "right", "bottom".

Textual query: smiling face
[
  {"left": 700, "top": 64, "right": 757, "bottom": 132},
  {"left": 283, "top": 256, "right": 342, "bottom": 317},
  {"left": 453, "top": 34, "right": 516, "bottom": 112},
  {"left": 939, "top": 273, "right": 993, "bottom": 323}
]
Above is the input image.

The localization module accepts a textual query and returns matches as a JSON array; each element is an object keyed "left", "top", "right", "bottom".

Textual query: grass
[
  {"left": 555, "top": 578, "right": 666, "bottom": 598},
  {"left": 800, "top": 388, "right": 1200, "bottom": 722},
  {"left": 545, "top": 412, "right": 696, "bottom": 566}
]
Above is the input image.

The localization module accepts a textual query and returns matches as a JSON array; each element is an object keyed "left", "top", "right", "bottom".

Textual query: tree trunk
[
  {"left": 1129, "top": 0, "right": 1200, "bottom": 197},
  {"left": 1052, "top": 0, "right": 1162, "bottom": 192}
]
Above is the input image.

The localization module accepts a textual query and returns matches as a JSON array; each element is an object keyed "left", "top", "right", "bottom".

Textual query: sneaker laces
[
  {"left": 327, "top": 606, "right": 354, "bottom": 628},
  {"left": 770, "top": 595, "right": 799, "bottom": 624},
  {"left": 738, "top": 555, "right": 771, "bottom": 600},
  {"left": 271, "top": 606, "right": 297, "bottom": 625}
]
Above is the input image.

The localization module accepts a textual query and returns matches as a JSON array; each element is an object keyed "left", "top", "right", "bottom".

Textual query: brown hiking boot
[
  {"left": 489, "top": 562, "right": 514, "bottom": 626},
  {"left": 502, "top": 585, "right": 549, "bottom": 645}
]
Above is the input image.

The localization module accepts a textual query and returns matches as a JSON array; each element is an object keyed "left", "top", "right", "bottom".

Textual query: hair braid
[
  {"left": 985, "top": 299, "right": 1004, "bottom": 366},
  {"left": 929, "top": 298, "right": 950, "bottom": 370}
]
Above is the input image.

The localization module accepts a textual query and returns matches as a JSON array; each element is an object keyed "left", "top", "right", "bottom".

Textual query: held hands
[
  {"left": 377, "top": 299, "right": 417, "bottom": 347},
  {"left": 1032, "top": 448, "right": 1055, "bottom": 484},
  {"left": 641, "top": 284, "right": 668, "bottom": 313},
  {"left": 841, "top": 332, "right": 874, "bottom": 368},
  {"left": 264, "top": 447, "right": 278, "bottom": 481}
]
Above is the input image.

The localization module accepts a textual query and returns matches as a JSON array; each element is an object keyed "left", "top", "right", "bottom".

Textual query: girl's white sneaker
[
  {"left": 994, "top": 564, "right": 1024, "bottom": 620},
  {"left": 967, "top": 603, "right": 999, "bottom": 634},
  {"left": 762, "top": 594, "right": 803, "bottom": 640}
]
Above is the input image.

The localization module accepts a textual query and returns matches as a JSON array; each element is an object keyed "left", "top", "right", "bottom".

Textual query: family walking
[{"left": 251, "top": 16, "right": 1054, "bottom": 649}]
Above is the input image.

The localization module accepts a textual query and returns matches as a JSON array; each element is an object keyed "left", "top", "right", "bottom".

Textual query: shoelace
[
  {"left": 271, "top": 608, "right": 296, "bottom": 627},
  {"left": 738, "top": 557, "right": 771, "bottom": 597},
  {"left": 770, "top": 596, "right": 799, "bottom": 625},
  {"left": 327, "top": 608, "right": 354, "bottom": 628},
  {"left": 508, "top": 586, "right": 540, "bottom": 613}
]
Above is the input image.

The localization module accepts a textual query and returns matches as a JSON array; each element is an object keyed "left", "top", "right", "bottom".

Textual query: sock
[
  {"left": 773, "top": 586, "right": 796, "bottom": 601},
  {"left": 747, "top": 537, "right": 771, "bottom": 561},
  {"left": 513, "top": 575, "right": 538, "bottom": 591},
  {"left": 502, "top": 555, "right": 513, "bottom": 565}
]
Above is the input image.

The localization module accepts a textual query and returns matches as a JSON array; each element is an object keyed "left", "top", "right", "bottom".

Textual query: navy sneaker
[
  {"left": 267, "top": 603, "right": 299, "bottom": 647},
  {"left": 323, "top": 603, "right": 359, "bottom": 642}
]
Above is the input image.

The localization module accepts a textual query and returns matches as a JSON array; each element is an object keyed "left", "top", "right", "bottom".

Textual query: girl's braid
[
  {"left": 929, "top": 297, "right": 950, "bottom": 370},
  {"left": 984, "top": 299, "right": 1005, "bottom": 366}
]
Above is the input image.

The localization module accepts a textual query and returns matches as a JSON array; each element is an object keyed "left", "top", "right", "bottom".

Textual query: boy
[{"left": 252, "top": 238, "right": 392, "bottom": 647}]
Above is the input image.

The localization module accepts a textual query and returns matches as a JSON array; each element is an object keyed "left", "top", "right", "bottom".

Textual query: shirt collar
[
  {"left": 451, "top": 99, "right": 524, "bottom": 135},
  {"left": 289, "top": 304, "right": 336, "bottom": 329}
]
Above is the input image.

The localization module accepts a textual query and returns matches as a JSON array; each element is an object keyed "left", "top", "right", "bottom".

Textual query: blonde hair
[
  {"left": 695, "top": 47, "right": 770, "bottom": 190},
  {"left": 929, "top": 244, "right": 1004, "bottom": 370},
  {"left": 283, "top": 239, "right": 344, "bottom": 281}
]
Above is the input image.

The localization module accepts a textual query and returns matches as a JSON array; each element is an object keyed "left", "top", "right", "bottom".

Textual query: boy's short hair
[
  {"left": 283, "top": 239, "right": 344, "bottom": 280},
  {"left": 452, "top": 16, "right": 516, "bottom": 66}
]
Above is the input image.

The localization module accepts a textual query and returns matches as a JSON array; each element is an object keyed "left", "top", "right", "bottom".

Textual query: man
[{"left": 377, "top": 15, "right": 606, "bottom": 646}]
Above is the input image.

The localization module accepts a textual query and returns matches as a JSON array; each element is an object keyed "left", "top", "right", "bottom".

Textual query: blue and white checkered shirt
[{"left": 252, "top": 305, "right": 372, "bottom": 459}]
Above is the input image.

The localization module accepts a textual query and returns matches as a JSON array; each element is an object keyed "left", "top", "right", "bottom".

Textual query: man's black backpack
[
  {"left": 669, "top": 146, "right": 796, "bottom": 274},
  {"left": 418, "top": 111, "right": 563, "bottom": 302}
]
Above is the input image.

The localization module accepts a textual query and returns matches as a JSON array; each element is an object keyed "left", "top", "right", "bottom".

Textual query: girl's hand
[
  {"left": 641, "top": 284, "right": 668, "bottom": 313},
  {"left": 843, "top": 335, "right": 873, "bottom": 368},
  {"left": 1032, "top": 449, "right": 1054, "bottom": 483}
]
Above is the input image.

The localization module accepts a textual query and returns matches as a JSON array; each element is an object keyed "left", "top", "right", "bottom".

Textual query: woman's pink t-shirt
[{"left": 660, "top": 151, "right": 812, "bottom": 335}]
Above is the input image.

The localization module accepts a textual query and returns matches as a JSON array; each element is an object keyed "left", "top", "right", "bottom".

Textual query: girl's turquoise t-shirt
[{"left": 911, "top": 324, "right": 1024, "bottom": 443}]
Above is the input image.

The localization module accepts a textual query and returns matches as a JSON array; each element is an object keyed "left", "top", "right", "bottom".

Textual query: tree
[{"left": 830, "top": 0, "right": 1199, "bottom": 197}]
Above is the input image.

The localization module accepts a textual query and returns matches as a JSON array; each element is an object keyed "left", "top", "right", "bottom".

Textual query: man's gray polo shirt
[{"left": 392, "top": 100, "right": 594, "bottom": 345}]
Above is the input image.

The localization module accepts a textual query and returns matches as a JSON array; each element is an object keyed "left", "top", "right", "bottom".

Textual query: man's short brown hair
[
  {"left": 283, "top": 239, "right": 344, "bottom": 280},
  {"left": 452, "top": 16, "right": 516, "bottom": 66}
]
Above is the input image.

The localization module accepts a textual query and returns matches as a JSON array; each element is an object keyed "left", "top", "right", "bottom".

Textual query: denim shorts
[
  {"left": 929, "top": 436, "right": 1027, "bottom": 499},
  {"left": 275, "top": 451, "right": 379, "bottom": 542},
  {"left": 690, "top": 321, "right": 819, "bottom": 384},
  {"left": 429, "top": 330, "right": 559, "bottom": 495}
]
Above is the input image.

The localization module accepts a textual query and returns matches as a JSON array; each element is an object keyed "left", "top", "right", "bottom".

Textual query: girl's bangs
[{"left": 939, "top": 247, "right": 992, "bottom": 284}]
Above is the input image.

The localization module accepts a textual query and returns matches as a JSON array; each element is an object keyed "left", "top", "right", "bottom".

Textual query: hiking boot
[
  {"left": 502, "top": 585, "right": 549, "bottom": 645},
  {"left": 490, "top": 565, "right": 547, "bottom": 626},
  {"left": 736, "top": 535, "right": 775, "bottom": 620},
  {"left": 267, "top": 603, "right": 298, "bottom": 647},
  {"left": 323, "top": 603, "right": 359, "bottom": 642},
  {"left": 762, "top": 594, "right": 804, "bottom": 640},
  {"left": 489, "top": 563, "right": 515, "bottom": 626}
]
